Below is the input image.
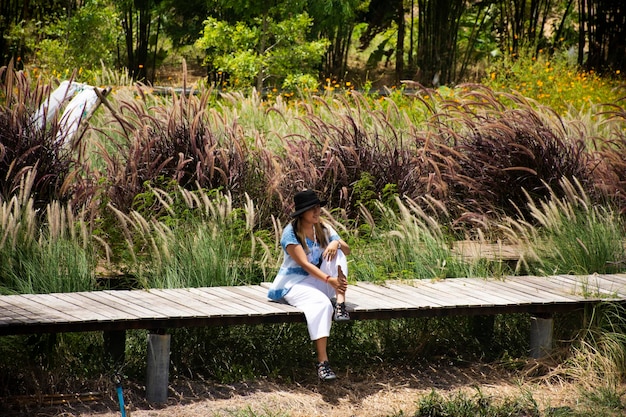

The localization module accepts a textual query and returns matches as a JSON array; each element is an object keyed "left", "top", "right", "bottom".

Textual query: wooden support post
[
  {"left": 146, "top": 331, "right": 170, "bottom": 403},
  {"left": 530, "top": 314, "right": 553, "bottom": 359}
]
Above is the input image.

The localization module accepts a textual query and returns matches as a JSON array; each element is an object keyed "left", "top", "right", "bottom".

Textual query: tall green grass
[
  {"left": 0, "top": 172, "right": 97, "bottom": 294},
  {"left": 108, "top": 186, "right": 278, "bottom": 288},
  {"left": 354, "top": 196, "right": 508, "bottom": 281},
  {"left": 500, "top": 178, "right": 626, "bottom": 275}
]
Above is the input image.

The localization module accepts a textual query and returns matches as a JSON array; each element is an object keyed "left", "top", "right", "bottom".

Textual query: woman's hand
[
  {"left": 323, "top": 241, "right": 342, "bottom": 261},
  {"left": 328, "top": 275, "right": 348, "bottom": 294}
]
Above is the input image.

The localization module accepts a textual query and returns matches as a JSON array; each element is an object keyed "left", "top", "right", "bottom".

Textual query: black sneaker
[
  {"left": 316, "top": 361, "right": 337, "bottom": 381},
  {"left": 334, "top": 302, "right": 350, "bottom": 321}
]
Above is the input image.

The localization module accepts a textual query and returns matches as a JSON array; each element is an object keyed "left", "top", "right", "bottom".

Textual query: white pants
[{"left": 284, "top": 251, "right": 348, "bottom": 341}]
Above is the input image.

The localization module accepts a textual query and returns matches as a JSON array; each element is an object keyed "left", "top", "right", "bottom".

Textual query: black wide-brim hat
[{"left": 291, "top": 189, "right": 327, "bottom": 217}]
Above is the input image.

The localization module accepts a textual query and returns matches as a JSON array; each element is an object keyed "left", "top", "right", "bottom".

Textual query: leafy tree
[
  {"left": 0, "top": 0, "right": 84, "bottom": 67},
  {"left": 26, "top": 0, "right": 119, "bottom": 75},
  {"left": 159, "top": 0, "right": 210, "bottom": 47},
  {"left": 358, "top": 0, "right": 404, "bottom": 83},
  {"left": 196, "top": 12, "right": 329, "bottom": 90}
]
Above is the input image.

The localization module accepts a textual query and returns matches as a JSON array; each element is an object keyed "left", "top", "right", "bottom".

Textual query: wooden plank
[
  {"left": 475, "top": 279, "right": 558, "bottom": 304},
  {"left": 383, "top": 282, "right": 451, "bottom": 307},
  {"left": 552, "top": 274, "right": 619, "bottom": 299},
  {"left": 232, "top": 284, "right": 270, "bottom": 299},
  {"left": 467, "top": 280, "right": 539, "bottom": 305},
  {"left": 354, "top": 282, "right": 431, "bottom": 309},
  {"left": 348, "top": 285, "right": 408, "bottom": 311},
  {"left": 414, "top": 278, "right": 510, "bottom": 307},
  {"left": 422, "top": 279, "right": 497, "bottom": 307},
  {"left": 602, "top": 274, "right": 626, "bottom": 298},
  {"left": 1, "top": 294, "right": 80, "bottom": 323},
  {"left": 9, "top": 294, "right": 81, "bottom": 323},
  {"left": 544, "top": 275, "right": 610, "bottom": 300},
  {"left": 0, "top": 298, "right": 36, "bottom": 324},
  {"left": 550, "top": 275, "right": 619, "bottom": 299},
  {"left": 230, "top": 284, "right": 282, "bottom": 303},
  {"left": 165, "top": 286, "right": 293, "bottom": 317},
  {"left": 430, "top": 279, "right": 497, "bottom": 307},
  {"left": 3, "top": 273, "right": 626, "bottom": 336},
  {"left": 600, "top": 274, "right": 626, "bottom": 284},
  {"left": 505, "top": 276, "right": 582, "bottom": 301},
  {"left": 495, "top": 277, "right": 572, "bottom": 302},
  {"left": 149, "top": 289, "right": 219, "bottom": 317},
  {"left": 47, "top": 293, "right": 124, "bottom": 321},
  {"left": 188, "top": 286, "right": 279, "bottom": 317},
  {"left": 448, "top": 278, "right": 523, "bottom": 305},
  {"left": 80, "top": 290, "right": 166, "bottom": 319},
  {"left": 462, "top": 277, "right": 560, "bottom": 305},
  {"left": 547, "top": 275, "right": 599, "bottom": 297},
  {"left": 0, "top": 311, "right": 30, "bottom": 325},
  {"left": 599, "top": 274, "right": 626, "bottom": 296},
  {"left": 157, "top": 288, "right": 223, "bottom": 315},
  {"left": 388, "top": 280, "right": 482, "bottom": 308},
  {"left": 588, "top": 274, "right": 626, "bottom": 298},
  {"left": 353, "top": 282, "right": 429, "bottom": 309},
  {"left": 358, "top": 282, "right": 440, "bottom": 307},
  {"left": 451, "top": 278, "right": 535, "bottom": 305},
  {"left": 110, "top": 290, "right": 194, "bottom": 319},
  {"left": 221, "top": 286, "right": 301, "bottom": 315},
  {"left": 20, "top": 294, "right": 96, "bottom": 322},
  {"left": 254, "top": 282, "right": 418, "bottom": 312},
  {"left": 201, "top": 287, "right": 277, "bottom": 316},
  {"left": 184, "top": 287, "right": 248, "bottom": 316},
  {"left": 348, "top": 282, "right": 432, "bottom": 310},
  {"left": 144, "top": 288, "right": 216, "bottom": 317}
]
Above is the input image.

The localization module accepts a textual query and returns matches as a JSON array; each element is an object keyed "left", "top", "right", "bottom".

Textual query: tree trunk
[
  {"left": 580, "top": 0, "right": 626, "bottom": 73},
  {"left": 136, "top": 1, "right": 151, "bottom": 81},
  {"left": 415, "top": 0, "right": 465, "bottom": 86},
  {"left": 256, "top": 11, "right": 268, "bottom": 92},
  {"left": 395, "top": 0, "right": 405, "bottom": 85}
]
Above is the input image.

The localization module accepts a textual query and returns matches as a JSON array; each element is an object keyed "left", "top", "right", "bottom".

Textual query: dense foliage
[
  {"left": 1, "top": 0, "right": 624, "bottom": 88},
  {"left": 1, "top": 58, "right": 625, "bottom": 292}
]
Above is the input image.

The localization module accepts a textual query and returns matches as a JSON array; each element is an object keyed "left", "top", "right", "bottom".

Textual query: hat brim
[{"left": 290, "top": 200, "right": 327, "bottom": 217}]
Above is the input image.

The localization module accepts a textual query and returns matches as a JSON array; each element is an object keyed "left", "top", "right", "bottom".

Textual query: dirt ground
[{"left": 3, "top": 361, "right": 584, "bottom": 417}]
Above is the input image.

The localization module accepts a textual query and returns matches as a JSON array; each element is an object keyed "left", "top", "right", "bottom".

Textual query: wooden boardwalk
[{"left": 2, "top": 273, "right": 626, "bottom": 336}]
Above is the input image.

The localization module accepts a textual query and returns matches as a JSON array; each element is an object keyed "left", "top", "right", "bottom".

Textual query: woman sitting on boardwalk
[{"left": 267, "top": 189, "right": 351, "bottom": 381}]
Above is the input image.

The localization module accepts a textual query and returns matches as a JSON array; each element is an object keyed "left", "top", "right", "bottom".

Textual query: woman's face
[{"left": 301, "top": 204, "right": 321, "bottom": 224}]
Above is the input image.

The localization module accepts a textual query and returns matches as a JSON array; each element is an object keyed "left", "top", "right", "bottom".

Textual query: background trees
[
  {"left": 579, "top": 0, "right": 625, "bottom": 73},
  {"left": 195, "top": 11, "right": 329, "bottom": 90},
  {"left": 0, "top": 0, "right": 623, "bottom": 87}
]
